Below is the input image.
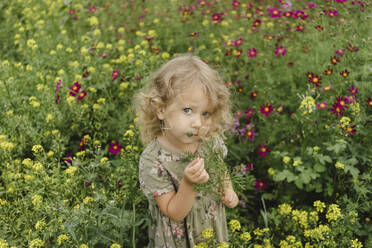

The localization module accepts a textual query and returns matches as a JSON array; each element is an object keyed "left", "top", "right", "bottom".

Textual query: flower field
[{"left": 0, "top": 0, "right": 371, "bottom": 247}]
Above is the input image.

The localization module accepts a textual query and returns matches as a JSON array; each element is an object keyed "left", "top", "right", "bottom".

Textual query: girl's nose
[{"left": 191, "top": 115, "right": 202, "bottom": 128}]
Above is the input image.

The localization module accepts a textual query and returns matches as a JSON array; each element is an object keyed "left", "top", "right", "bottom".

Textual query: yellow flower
[
  {"left": 161, "top": 52, "right": 170, "bottom": 59},
  {"left": 124, "top": 130, "right": 135, "bottom": 137},
  {"left": 217, "top": 242, "right": 229, "bottom": 248},
  {"left": 240, "top": 232, "right": 251, "bottom": 242},
  {"left": 313, "top": 200, "right": 326, "bottom": 213},
  {"left": 278, "top": 203, "right": 292, "bottom": 215},
  {"left": 303, "top": 224, "right": 329, "bottom": 240},
  {"left": 292, "top": 158, "right": 302, "bottom": 167},
  {"left": 65, "top": 166, "right": 78, "bottom": 175},
  {"left": 291, "top": 210, "right": 308, "bottom": 228},
  {"left": 228, "top": 219, "right": 241, "bottom": 232},
  {"left": 351, "top": 239, "right": 363, "bottom": 248},
  {"left": 29, "top": 239, "right": 44, "bottom": 248},
  {"left": 33, "top": 162, "right": 43, "bottom": 171},
  {"left": 89, "top": 16, "right": 99, "bottom": 26},
  {"left": 253, "top": 227, "right": 269, "bottom": 236},
  {"left": 201, "top": 228, "right": 214, "bottom": 239},
  {"left": 32, "top": 145, "right": 44, "bottom": 154},
  {"left": 100, "top": 157, "right": 109, "bottom": 164},
  {"left": 57, "top": 234, "right": 69, "bottom": 246},
  {"left": 194, "top": 242, "right": 208, "bottom": 248},
  {"left": 32, "top": 195, "right": 43, "bottom": 207},
  {"left": 35, "top": 220, "right": 46, "bottom": 230},
  {"left": 334, "top": 162, "right": 344, "bottom": 170},
  {"left": 268, "top": 168, "right": 275, "bottom": 176},
  {"left": 79, "top": 245, "right": 89, "bottom": 248},
  {"left": 110, "top": 244, "right": 121, "bottom": 248},
  {"left": 22, "top": 158, "right": 33, "bottom": 167},
  {"left": 283, "top": 156, "right": 291, "bottom": 164},
  {"left": 326, "top": 204, "right": 343, "bottom": 222},
  {"left": 83, "top": 196, "right": 94, "bottom": 205}
]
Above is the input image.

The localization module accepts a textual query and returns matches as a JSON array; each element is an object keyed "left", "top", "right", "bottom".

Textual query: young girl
[{"left": 134, "top": 55, "right": 239, "bottom": 247}]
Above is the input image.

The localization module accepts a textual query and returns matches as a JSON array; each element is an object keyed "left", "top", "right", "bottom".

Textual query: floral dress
[{"left": 139, "top": 139, "right": 228, "bottom": 248}]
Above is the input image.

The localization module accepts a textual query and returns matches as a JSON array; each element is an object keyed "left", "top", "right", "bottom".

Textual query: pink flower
[
  {"left": 255, "top": 179, "right": 267, "bottom": 190},
  {"left": 268, "top": 8, "right": 282, "bottom": 18},
  {"left": 250, "top": 91, "right": 258, "bottom": 99},
  {"left": 56, "top": 95, "right": 60, "bottom": 104},
  {"left": 241, "top": 163, "right": 254, "bottom": 174},
  {"left": 335, "top": 49, "right": 345, "bottom": 56},
  {"left": 89, "top": 6, "right": 97, "bottom": 12},
  {"left": 293, "top": 10, "right": 305, "bottom": 19},
  {"left": 212, "top": 13, "right": 222, "bottom": 23},
  {"left": 316, "top": 102, "right": 328, "bottom": 109},
  {"left": 274, "top": 46, "right": 287, "bottom": 56},
  {"left": 327, "top": 10, "right": 338, "bottom": 17},
  {"left": 247, "top": 48, "right": 257, "bottom": 58},
  {"left": 245, "top": 108, "right": 254, "bottom": 118},
  {"left": 112, "top": 70, "right": 120, "bottom": 81},
  {"left": 234, "top": 37, "right": 243, "bottom": 47},
  {"left": 69, "top": 82, "right": 81, "bottom": 96},
  {"left": 258, "top": 144, "right": 270, "bottom": 157},
  {"left": 64, "top": 154, "right": 73, "bottom": 164},
  {"left": 348, "top": 85, "right": 359, "bottom": 95},
  {"left": 77, "top": 90, "right": 87, "bottom": 101},
  {"left": 108, "top": 141, "right": 122, "bottom": 155},
  {"left": 246, "top": 129, "right": 255, "bottom": 140},
  {"left": 260, "top": 104, "right": 273, "bottom": 117},
  {"left": 56, "top": 80, "right": 62, "bottom": 92},
  {"left": 235, "top": 110, "right": 244, "bottom": 119}
]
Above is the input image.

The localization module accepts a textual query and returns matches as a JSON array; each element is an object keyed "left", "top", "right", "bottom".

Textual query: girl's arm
[
  {"left": 221, "top": 174, "right": 239, "bottom": 208},
  {"left": 155, "top": 158, "right": 208, "bottom": 222}
]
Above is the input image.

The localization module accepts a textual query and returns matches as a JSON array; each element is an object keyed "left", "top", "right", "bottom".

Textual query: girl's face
[{"left": 157, "top": 83, "right": 213, "bottom": 153}]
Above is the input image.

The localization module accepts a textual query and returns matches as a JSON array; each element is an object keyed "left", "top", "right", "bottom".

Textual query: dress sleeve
[{"left": 139, "top": 150, "right": 175, "bottom": 200}]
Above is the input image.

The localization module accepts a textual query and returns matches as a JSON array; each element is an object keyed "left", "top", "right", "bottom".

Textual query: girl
[{"left": 134, "top": 55, "right": 239, "bottom": 247}]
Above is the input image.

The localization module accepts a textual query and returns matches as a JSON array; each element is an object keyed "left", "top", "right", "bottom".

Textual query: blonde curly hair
[{"left": 133, "top": 55, "right": 233, "bottom": 145}]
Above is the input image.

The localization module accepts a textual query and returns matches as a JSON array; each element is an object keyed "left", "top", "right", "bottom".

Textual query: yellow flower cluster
[
  {"left": 278, "top": 203, "right": 292, "bottom": 215},
  {"left": 0, "top": 239, "right": 9, "bottom": 248},
  {"left": 282, "top": 156, "right": 291, "bottom": 164},
  {"left": 35, "top": 220, "right": 46, "bottom": 230},
  {"left": 351, "top": 239, "right": 363, "bottom": 248},
  {"left": 201, "top": 228, "right": 214, "bottom": 239},
  {"left": 29, "top": 239, "right": 44, "bottom": 248},
  {"left": 291, "top": 210, "right": 308, "bottom": 228},
  {"left": 83, "top": 196, "right": 94, "bottom": 205},
  {"left": 303, "top": 224, "right": 329, "bottom": 240},
  {"left": 64, "top": 166, "right": 78, "bottom": 175},
  {"left": 79, "top": 245, "right": 88, "bottom": 248},
  {"left": 313, "top": 200, "right": 326, "bottom": 213},
  {"left": 32, "top": 144, "right": 44, "bottom": 154},
  {"left": 32, "top": 195, "right": 43, "bottom": 207},
  {"left": 339, "top": 117, "right": 351, "bottom": 129},
  {"left": 253, "top": 227, "right": 269, "bottom": 236},
  {"left": 299, "top": 96, "right": 315, "bottom": 114},
  {"left": 326, "top": 204, "right": 343, "bottom": 222},
  {"left": 279, "top": 235, "right": 302, "bottom": 248},
  {"left": 57, "top": 234, "right": 69, "bottom": 245},
  {"left": 110, "top": 244, "right": 121, "bottom": 248},
  {"left": 229, "top": 219, "right": 241, "bottom": 232},
  {"left": 334, "top": 162, "right": 345, "bottom": 170},
  {"left": 240, "top": 232, "right": 251, "bottom": 242},
  {"left": 217, "top": 242, "right": 229, "bottom": 248},
  {"left": 194, "top": 242, "right": 208, "bottom": 248}
]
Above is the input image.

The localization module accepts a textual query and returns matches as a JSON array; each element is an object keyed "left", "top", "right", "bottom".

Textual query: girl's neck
[{"left": 157, "top": 135, "right": 199, "bottom": 155}]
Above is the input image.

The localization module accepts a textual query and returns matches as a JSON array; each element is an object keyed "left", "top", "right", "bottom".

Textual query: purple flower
[
  {"left": 274, "top": 46, "right": 287, "bottom": 56},
  {"left": 108, "top": 141, "right": 122, "bottom": 155},
  {"left": 112, "top": 69, "right": 120, "bottom": 81},
  {"left": 268, "top": 8, "right": 282, "bottom": 18},
  {"left": 255, "top": 179, "right": 267, "bottom": 191},
  {"left": 56, "top": 80, "right": 62, "bottom": 92},
  {"left": 258, "top": 145, "right": 270, "bottom": 157},
  {"left": 316, "top": 102, "right": 328, "bottom": 109},
  {"left": 348, "top": 85, "right": 359, "bottom": 95},
  {"left": 247, "top": 48, "right": 257, "bottom": 58}
]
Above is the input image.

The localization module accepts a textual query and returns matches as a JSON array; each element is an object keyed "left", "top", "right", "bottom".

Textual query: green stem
[{"left": 132, "top": 202, "right": 136, "bottom": 248}]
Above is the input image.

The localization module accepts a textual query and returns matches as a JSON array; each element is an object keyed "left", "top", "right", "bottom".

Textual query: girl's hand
[
  {"left": 183, "top": 158, "right": 209, "bottom": 185},
  {"left": 221, "top": 188, "right": 239, "bottom": 208}
]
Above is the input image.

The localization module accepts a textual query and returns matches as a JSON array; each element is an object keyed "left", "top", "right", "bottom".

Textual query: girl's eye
[
  {"left": 183, "top": 108, "right": 192, "bottom": 114},
  {"left": 202, "top": 111, "right": 210, "bottom": 117}
]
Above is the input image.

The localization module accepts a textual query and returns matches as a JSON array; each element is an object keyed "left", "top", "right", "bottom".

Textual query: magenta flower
[
  {"left": 293, "top": 10, "right": 305, "bottom": 19},
  {"left": 345, "top": 125, "right": 356, "bottom": 136},
  {"left": 64, "top": 154, "right": 73, "bottom": 164},
  {"left": 274, "top": 46, "right": 287, "bottom": 56},
  {"left": 260, "top": 104, "right": 273, "bottom": 116},
  {"left": 245, "top": 108, "right": 254, "bottom": 118},
  {"left": 296, "top": 24, "right": 305, "bottom": 32},
  {"left": 112, "top": 69, "right": 120, "bottom": 81},
  {"left": 247, "top": 48, "right": 257, "bottom": 58},
  {"left": 330, "top": 103, "right": 344, "bottom": 116},
  {"left": 232, "top": 0, "right": 241, "bottom": 7},
  {"left": 321, "top": 85, "right": 334, "bottom": 92},
  {"left": 317, "top": 102, "right": 328, "bottom": 109},
  {"left": 246, "top": 129, "right": 255, "bottom": 140},
  {"left": 367, "top": 97, "right": 372, "bottom": 107},
  {"left": 250, "top": 91, "right": 258, "bottom": 99},
  {"left": 331, "top": 56, "right": 340, "bottom": 65},
  {"left": 268, "top": 8, "right": 282, "bottom": 18},
  {"left": 77, "top": 90, "right": 87, "bottom": 101},
  {"left": 336, "top": 96, "right": 349, "bottom": 110},
  {"left": 345, "top": 95, "right": 356, "bottom": 104},
  {"left": 56, "top": 80, "right": 62, "bottom": 92},
  {"left": 255, "top": 179, "right": 267, "bottom": 191},
  {"left": 89, "top": 6, "right": 97, "bottom": 12},
  {"left": 234, "top": 37, "right": 243, "bottom": 47},
  {"left": 69, "top": 82, "right": 81, "bottom": 96},
  {"left": 235, "top": 110, "right": 244, "bottom": 119},
  {"left": 283, "top": 11, "right": 293, "bottom": 18},
  {"left": 241, "top": 163, "right": 254, "bottom": 175},
  {"left": 340, "top": 69, "right": 350, "bottom": 78},
  {"left": 108, "top": 141, "right": 122, "bottom": 155},
  {"left": 348, "top": 85, "right": 359, "bottom": 95},
  {"left": 335, "top": 49, "right": 345, "bottom": 56},
  {"left": 56, "top": 95, "right": 60, "bottom": 104},
  {"left": 327, "top": 10, "right": 338, "bottom": 17},
  {"left": 212, "top": 13, "right": 222, "bottom": 23},
  {"left": 258, "top": 144, "right": 270, "bottom": 157}
]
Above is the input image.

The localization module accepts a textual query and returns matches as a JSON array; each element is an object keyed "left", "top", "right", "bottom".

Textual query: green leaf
[
  {"left": 314, "top": 163, "right": 326, "bottom": 172},
  {"left": 344, "top": 165, "right": 360, "bottom": 179}
]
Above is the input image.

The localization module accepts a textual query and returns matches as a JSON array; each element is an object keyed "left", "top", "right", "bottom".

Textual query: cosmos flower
[
  {"left": 252, "top": 19, "right": 262, "bottom": 27},
  {"left": 89, "top": 6, "right": 97, "bottom": 12},
  {"left": 340, "top": 69, "right": 350, "bottom": 78},
  {"left": 245, "top": 108, "right": 254, "bottom": 118},
  {"left": 232, "top": 0, "right": 241, "bottom": 7},
  {"left": 330, "top": 103, "right": 344, "bottom": 116},
  {"left": 296, "top": 24, "right": 305, "bottom": 32},
  {"left": 260, "top": 104, "right": 273, "bottom": 116},
  {"left": 317, "top": 102, "right": 328, "bottom": 109},
  {"left": 234, "top": 49, "right": 243, "bottom": 58},
  {"left": 212, "top": 13, "right": 222, "bottom": 23},
  {"left": 235, "top": 110, "right": 244, "bottom": 119},
  {"left": 321, "top": 85, "right": 334, "bottom": 92},
  {"left": 247, "top": 48, "right": 257, "bottom": 58},
  {"left": 367, "top": 97, "right": 372, "bottom": 107},
  {"left": 348, "top": 85, "right": 359, "bottom": 95},
  {"left": 324, "top": 68, "right": 333, "bottom": 75},
  {"left": 255, "top": 179, "right": 267, "bottom": 190},
  {"left": 268, "top": 8, "right": 282, "bottom": 18},
  {"left": 69, "top": 82, "right": 81, "bottom": 96},
  {"left": 56, "top": 95, "right": 60, "bottom": 104},
  {"left": 330, "top": 56, "right": 340, "bottom": 65},
  {"left": 307, "top": 72, "right": 314, "bottom": 79},
  {"left": 347, "top": 43, "right": 359, "bottom": 52},
  {"left": 309, "top": 74, "right": 322, "bottom": 87},
  {"left": 77, "top": 90, "right": 87, "bottom": 101},
  {"left": 345, "top": 125, "right": 356, "bottom": 136},
  {"left": 258, "top": 144, "right": 270, "bottom": 157},
  {"left": 112, "top": 69, "right": 120, "bottom": 81},
  {"left": 108, "top": 141, "right": 122, "bottom": 155},
  {"left": 246, "top": 129, "right": 255, "bottom": 140},
  {"left": 241, "top": 164, "right": 254, "bottom": 175},
  {"left": 293, "top": 10, "right": 305, "bottom": 19},
  {"left": 335, "top": 49, "right": 345, "bottom": 56},
  {"left": 336, "top": 96, "right": 349, "bottom": 110},
  {"left": 250, "top": 91, "right": 258, "bottom": 99},
  {"left": 327, "top": 10, "right": 338, "bottom": 17},
  {"left": 283, "top": 11, "right": 293, "bottom": 18},
  {"left": 274, "top": 46, "right": 287, "bottom": 56},
  {"left": 315, "top": 25, "right": 324, "bottom": 30},
  {"left": 64, "top": 154, "right": 73, "bottom": 164},
  {"left": 276, "top": 105, "right": 284, "bottom": 113},
  {"left": 234, "top": 37, "right": 243, "bottom": 46},
  {"left": 345, "top": 95, "right": 356, "bottom": 104}
]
